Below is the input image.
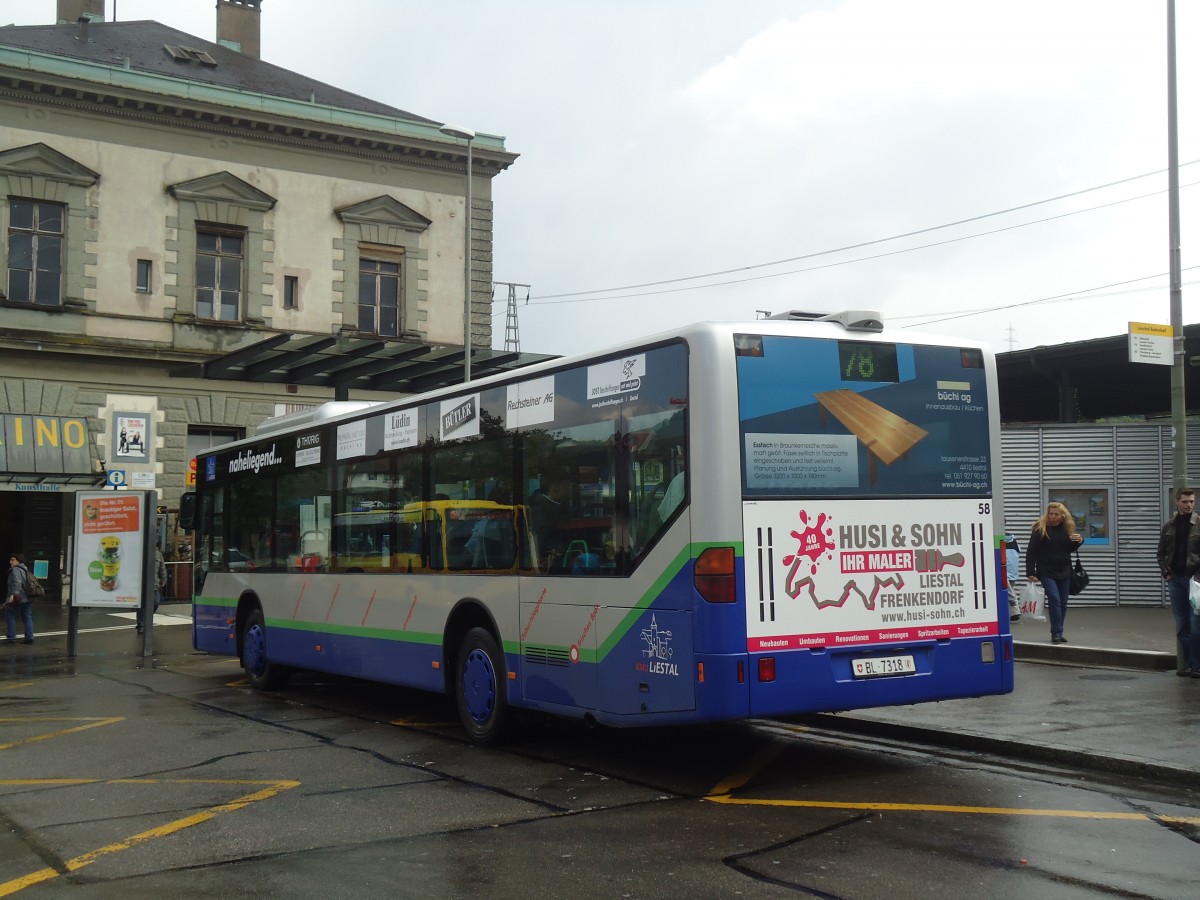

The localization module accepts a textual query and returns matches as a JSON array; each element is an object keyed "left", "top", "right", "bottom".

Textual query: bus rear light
[
  {"left": 737, "top": 660, "right": 745, "bottom": 684},
  {"left": 694, "top": 546, "right": 736, "bottom": 603},
  {"left": 697, "top": 662, "right": 705, "bottom": 683},
  {"left": 758, "top": 657, "right": 776, "bottom": 682}
]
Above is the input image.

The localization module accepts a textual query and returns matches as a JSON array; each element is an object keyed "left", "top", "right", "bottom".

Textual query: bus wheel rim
[
  {"left": 245, "top": 625, "right": 267, "bottom": 677},
  {"left": 462, "top": 648, "right": 496, "bottom": 724}
]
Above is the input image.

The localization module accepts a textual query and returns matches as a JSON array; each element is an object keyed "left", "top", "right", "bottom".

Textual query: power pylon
[{"left": 495, "top": 282, "right": 530, "bottom": 352}]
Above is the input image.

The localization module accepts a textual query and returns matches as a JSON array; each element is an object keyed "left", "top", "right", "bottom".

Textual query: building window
[
  {"left": 1048, "top": 487, "right": 1110, "bottom": 546},
  {"left": 283, "top": 275, "right": 298, "bottom": 310},
  {"left": 187, "top": 426, "right": 243, "bottom": 487},
  {"left": 7, "top": 199, "right": 63, "bottom": 305},
  {"left": 136, "top": 259, "right": 152, "bottom": 293},
  {"left": 196, "top": 228, "right": 244, "bottom": 321},
  {"left": 358, "top": 257, "right": 401, "bottom": 336}
]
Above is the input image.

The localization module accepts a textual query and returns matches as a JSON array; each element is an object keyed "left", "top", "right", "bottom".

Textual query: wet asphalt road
[{"left": 1, "top": 606, "right": 1198, "bottom": 899}]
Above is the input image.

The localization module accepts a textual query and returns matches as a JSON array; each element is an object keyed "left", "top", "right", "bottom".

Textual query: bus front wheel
[
  {"left": 242, "top": 608, "right": 289, "bottom": 690},
  {"left": 455, "top": 627, "right": 510, "bottom": 745}
]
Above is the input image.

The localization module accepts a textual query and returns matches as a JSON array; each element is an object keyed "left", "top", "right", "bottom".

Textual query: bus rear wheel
[
  {"left": 455, "top": 627, "right": 510, "bottom": 745},
  {"left": 242, "top": 608, "right": 289, "bottom": 690}
]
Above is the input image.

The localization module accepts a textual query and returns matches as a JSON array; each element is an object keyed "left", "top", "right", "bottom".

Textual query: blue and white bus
[{"left": 186, "top": 310, "right": 1013, "bottom": 743}]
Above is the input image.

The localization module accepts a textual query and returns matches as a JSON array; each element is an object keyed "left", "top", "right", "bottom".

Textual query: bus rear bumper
[{"left": 748, "top": 637, "right": 1013, "bottom": 718}]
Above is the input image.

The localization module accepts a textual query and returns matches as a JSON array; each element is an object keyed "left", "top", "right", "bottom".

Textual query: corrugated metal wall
[{"left": 1001, "top": 423, "right": 1200, "bottom": 607}]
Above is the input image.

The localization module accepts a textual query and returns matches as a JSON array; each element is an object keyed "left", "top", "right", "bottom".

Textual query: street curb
[
  {"left": 808, "top": 712, "right": 1200, "bottom": 789},
  {"left": 1013, "top": 641, "right": 1175, "bottom": 672}
]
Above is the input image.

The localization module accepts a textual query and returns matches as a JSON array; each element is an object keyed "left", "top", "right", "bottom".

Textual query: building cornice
[{"left": 0, "top": 45, "right": 516, "bottom": 173}]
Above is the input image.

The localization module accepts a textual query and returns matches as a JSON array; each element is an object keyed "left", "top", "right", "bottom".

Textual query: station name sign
[
  {"left": 0, "top": 414, "right": 94, "bottom": 475},
  {"left": 1128, "top": 321, "right": 1173, "bottom": 367}
]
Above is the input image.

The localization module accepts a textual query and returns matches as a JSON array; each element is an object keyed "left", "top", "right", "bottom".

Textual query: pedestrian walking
[
  {"left": 1005, "top": 532, "right": 1021, "bottom": 622},
  {"left": 4, "top": 552, "right": 35, "bottom": 645},
  {"left": 1026, "top": 501, "right": 1084, "bottom": 644},
  {"left": 1156, "top": 487, "right": 1200, "bottom": 677}
]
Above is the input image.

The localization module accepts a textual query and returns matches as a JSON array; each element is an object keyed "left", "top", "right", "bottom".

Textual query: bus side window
[{"left": 426, "top": 510, "right": 445, "bottom": 571}]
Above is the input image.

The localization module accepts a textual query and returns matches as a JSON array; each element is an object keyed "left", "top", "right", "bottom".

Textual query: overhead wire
[
  {"left": 899, "top": 266, "right": 1200, "bottom": 328},
  {"left": 520, "top": 159, "right": 1200, "bottom": 309},
  {"left": 515, "top": 178, "right": 1199, "bottom": 308}
]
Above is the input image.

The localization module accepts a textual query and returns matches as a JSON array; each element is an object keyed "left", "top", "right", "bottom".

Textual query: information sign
[{"left": 1128, "top": 321, "right": 1173, "bottom": 366}]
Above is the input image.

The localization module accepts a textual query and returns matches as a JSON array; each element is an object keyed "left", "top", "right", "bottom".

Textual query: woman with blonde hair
[{"left": 1026, "top": 501, "right": 1084, "bottom": 644}]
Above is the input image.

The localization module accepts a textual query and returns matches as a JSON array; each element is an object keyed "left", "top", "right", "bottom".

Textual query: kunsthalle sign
[{"left": 72, "top": 491, "right": 150, "bottom": 609}]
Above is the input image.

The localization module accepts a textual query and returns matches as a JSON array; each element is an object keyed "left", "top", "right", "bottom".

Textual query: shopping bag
[
  {"left": 1069, "top": 550, "right": 1089, "bottom": 595},
  {"left": 1019, "top": 581, "right": 1046, "bottom": 621},
  {"left": 1190, "top": 578, "right": 1200, "bottom": 616}
]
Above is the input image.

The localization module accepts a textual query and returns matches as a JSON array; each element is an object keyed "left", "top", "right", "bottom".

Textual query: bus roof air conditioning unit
[{"left": 768, "top": 309, "right": 884, "bottom": 332}]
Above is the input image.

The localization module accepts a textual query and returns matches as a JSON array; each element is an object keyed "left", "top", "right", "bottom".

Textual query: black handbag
[{"left": 1069, "top": 548, "right": 1089, "bottom": 594}]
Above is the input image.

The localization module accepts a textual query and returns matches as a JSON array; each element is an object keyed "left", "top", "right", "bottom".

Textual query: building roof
[
  {"left": 0, "top": 18, "right": 436, "bottom": 124},
  {"left": 998, "top": 324, "right": 1200, "bottom": 423}
]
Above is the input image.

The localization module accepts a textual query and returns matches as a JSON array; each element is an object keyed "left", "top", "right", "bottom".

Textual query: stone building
[{"left": 0, "top": 1, "right": 536, "bottom": 595}]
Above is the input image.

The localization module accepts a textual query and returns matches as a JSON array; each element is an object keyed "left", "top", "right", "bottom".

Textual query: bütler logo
[{"left": 442, "top": 397, "right": 476, "bottom": 436}]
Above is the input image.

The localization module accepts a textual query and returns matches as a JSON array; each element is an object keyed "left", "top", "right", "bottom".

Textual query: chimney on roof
[
  {"left": 216, "top": 0, "right": 263, "bottom": 60},
  {"left": 57, "top": 1, "right": 104, "bottom": 24}
]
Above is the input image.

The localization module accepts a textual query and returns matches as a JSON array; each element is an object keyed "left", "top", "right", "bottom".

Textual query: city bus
[{"left": 185, "top": 310, "right": 1014, "bottom": 744}]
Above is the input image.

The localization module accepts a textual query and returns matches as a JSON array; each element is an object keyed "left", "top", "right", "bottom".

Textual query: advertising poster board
[
  {"left": 112, "top": 411, "right": 152, "bottom": 463},
  {"left": 72, "top": 491, "right": 148, "bottom": 609}
]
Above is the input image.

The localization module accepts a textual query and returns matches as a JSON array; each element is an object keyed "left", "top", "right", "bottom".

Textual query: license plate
[{"left": 852, "top": 654, "right": 916, "bottom": 678}]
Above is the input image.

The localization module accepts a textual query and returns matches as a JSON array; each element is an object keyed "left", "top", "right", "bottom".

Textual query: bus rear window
[{"left": 736, "top": 335, "right": 991, "bottom": 498}]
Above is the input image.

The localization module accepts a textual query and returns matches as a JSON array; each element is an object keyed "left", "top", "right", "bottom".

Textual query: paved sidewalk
[
  {"left": 1011, "top": 603, "right": 1178, "bottom": 669},
  {"left": 821, "top": 605, "right": 1200, "bottom": 786}
]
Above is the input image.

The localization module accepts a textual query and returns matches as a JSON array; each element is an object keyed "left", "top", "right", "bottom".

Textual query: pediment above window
[
  {"left": 168, "top": 171, "right": 276, "bottom": 211},
  {"left": 0, "top": 143, "right": 99, "bottom": 187},
  {"left": 336, "top": 195, "right": 431, "bottom": 232}
]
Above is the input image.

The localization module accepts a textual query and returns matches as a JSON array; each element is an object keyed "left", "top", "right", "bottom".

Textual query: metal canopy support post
[
  {"left": 1167, "top": 0, "right": 1187, "bottom": 491},
  {"left": 140, "top": 490, "right": 155, "bottom": 658}
]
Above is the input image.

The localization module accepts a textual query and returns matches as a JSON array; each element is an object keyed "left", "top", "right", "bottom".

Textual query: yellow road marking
[
  {"left": 0, "top": 683, "right": 33, "bottom": 691},
  {"left": 706, "top": 743, "right": 787, "bottom": 798},
  {"left": 704, "top": 740, "right": 1200, "bottom": 826},
  {"left": 0, "top": 718, "right": 124, "bottom": 751},
  {"left": 704, "top": 794, "right": 1192, "bottom": 821},
  {"left": 0, "top": 778, "right": 299, "bottom": 896}
]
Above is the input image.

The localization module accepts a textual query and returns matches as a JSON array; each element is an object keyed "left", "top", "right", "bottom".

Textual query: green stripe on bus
[{"left": 201, "top": 541, "right": 744, "bottom": 664}]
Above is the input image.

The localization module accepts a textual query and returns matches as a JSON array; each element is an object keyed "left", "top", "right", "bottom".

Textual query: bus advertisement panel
[
  {"left": 737, "top": 333, "right": 1002, "bottom": 687},
  {"left": 743, "top": 497, "right": 996, "bottom": 652},
  {"left": 737, "top": 336, "right": 990, "bottom": 497}
]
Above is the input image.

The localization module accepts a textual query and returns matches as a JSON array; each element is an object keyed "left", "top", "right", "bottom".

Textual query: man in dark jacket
[{"left": 1156, "top": 488, "right": 1200, "bottom": 677}]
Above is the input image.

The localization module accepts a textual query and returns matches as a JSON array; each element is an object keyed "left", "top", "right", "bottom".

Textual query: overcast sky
[{"left": 9, "top": 1, "right": 1199, "bottom": 359}]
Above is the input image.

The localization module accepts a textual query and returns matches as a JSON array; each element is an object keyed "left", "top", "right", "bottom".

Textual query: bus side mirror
[{"left": 179, "top": 492, "right": 196, "bottom": 531}]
